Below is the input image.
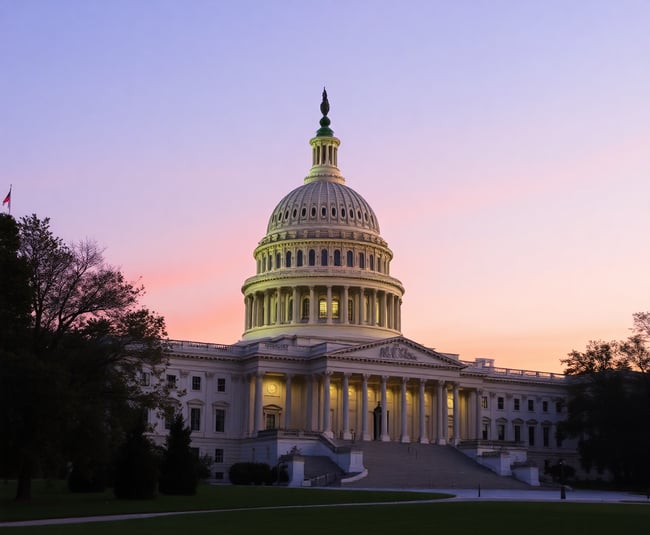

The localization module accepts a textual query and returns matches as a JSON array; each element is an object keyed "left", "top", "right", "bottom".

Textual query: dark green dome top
[{"left": 316, "top": 88, "right": 334, "bottom": 137}]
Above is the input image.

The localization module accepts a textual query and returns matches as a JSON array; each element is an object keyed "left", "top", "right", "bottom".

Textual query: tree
[
  {"left": 1, "top": 214, "right": 170, "bottom": 501},
  {"left": 113, "top": 419, "right": 159, "bottom": 500},
  {"left": 559, "top": 313, "right": 650, "bottom": 486},
  {"left": 158, "top": 413, "right": 200, "bottom": 495}
]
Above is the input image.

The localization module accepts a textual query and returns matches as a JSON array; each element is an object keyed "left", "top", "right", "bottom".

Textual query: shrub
[
  {"left": 113, "top": 422, "right": 158, "bottom": 500},
  {"left": 229, "top": 462, "right": 273, "bottom": 485},
  {"left": 158, "top": 414, "right": 199, "bottom": 495}
]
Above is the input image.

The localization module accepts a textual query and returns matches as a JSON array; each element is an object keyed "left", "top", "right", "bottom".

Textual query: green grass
[
  {"left": 0, "top": 480, "right": 445, "bottom": 522},
  {"left": 3, "top": 481, "right": 649, "bottom": 535},
  {"left": 5, "top": 502, "right": 650, "bottom": 535}
]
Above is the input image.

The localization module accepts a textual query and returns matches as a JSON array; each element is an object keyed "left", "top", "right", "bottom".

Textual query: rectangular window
[
  {"left": 528, "top": 399, "right": 534, "bottom": 411},
  {"left": 514, "top": 425, "right": 521, "bottom": 442},
  {"left": 528, "top": 426, "right": 535, "bottom": 447},
  {"left": 190, "top": 408, "right": 201, "bottom": 431},
  {"left": 192, "top": 376, "right": 201, "bottom": 391},
  {"left": 497, "top": 424, "right": 505, "bottom": 441},
  {"left": 543, "top": 427, "right": 550, "bottom": 447},
  {"left": 214, "top": 448, "right": 224, "bottom": 463},
  {"left": 214, "top": 471, "right": 224, "bottom": 480},
  {"left": 217, "top": 378, "right": 226, "bottom": 392},
  {"left": 319, "top": 298, "right": 327, "bottom": 319},
  {"left": 514, "top": 398, "right": 520, "bottom": 411},
  {"left": 481, "top": 396, "right": 488, "bottom": 409},
  {"left": 497, "top": 397, "right": 504, "bottom": 410},
  {"left": 141, "top": 372, "right": 151, "bottom": 386},
  {"left": 266, "top": 413, "right": 276, "bottom": 430},
  {"left": 556, "top": 401, "right": 563, "bottom": 414},
  {"left": 542, "top": 401, "right": 548, "bottom": 413},
  {"left": 166, "top": 374, "right": 177, "bottom": 389},
  {"left": 215, "top": 409, "right": 225, "bottom": 432}
]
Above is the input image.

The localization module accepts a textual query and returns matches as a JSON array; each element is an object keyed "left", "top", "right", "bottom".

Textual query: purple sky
[{"left": 2, "top": 1, "right": 649, "bottom": 372}]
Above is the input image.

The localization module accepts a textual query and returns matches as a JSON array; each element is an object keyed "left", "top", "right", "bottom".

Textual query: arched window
[
  {"left": 308, "top": 249, "right": 315, "bottom": 266},
  {"left": 302, "top": 298, "right": 310, "bottom": 320},
  {"left": 297, "top": 250, "right": 303, "bottom": 267},
  {"left": 377, "top": 255, "right": 382, "bottom": 273},
  {"left": 319, "top": 298, "right": 327, "bottom": 319},
  {"left": 321, "top": 249, "right": 328, "bottom": 266},
  {"left": 346, "top": 250, "right": 353, "bottom": 267},
  {"left": 286, "top": 251, "right": 292, "bottom": 268},
  {"left": 332, "top": 298, "right": 340, "bottom": 319},
  {"left": 369, "top": 254, "right": 375, "bottom": 271},
  {"left": 276, "top": 253, "right": 282, "bottom": 269},
  {"left": 334, "top": 250, "right": 341, "bottom": 266},
  {"left": 358, "top": 252, "right": 365, "bottom": 269}
]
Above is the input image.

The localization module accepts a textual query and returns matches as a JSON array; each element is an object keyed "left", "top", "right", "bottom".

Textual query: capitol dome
[{"left": 241, "top": 90, "right": 404, "bottom": 342}]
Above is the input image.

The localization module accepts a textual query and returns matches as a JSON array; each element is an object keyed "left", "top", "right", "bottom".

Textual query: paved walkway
[{"left": 1, "top": 488, "right": 645, "bottom": 527}]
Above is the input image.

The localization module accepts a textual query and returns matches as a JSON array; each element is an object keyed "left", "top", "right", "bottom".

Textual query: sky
[{"left": 2, "top": 0, "right": 649, "bottom": 373}]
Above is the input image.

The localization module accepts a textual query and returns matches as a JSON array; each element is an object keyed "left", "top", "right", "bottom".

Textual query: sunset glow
[{"left": 3, "top": 1, "right": 649, "bottom": 372}]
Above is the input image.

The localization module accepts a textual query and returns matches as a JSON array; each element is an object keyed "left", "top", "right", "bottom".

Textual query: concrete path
[{"left": 1, "top": 488, "right": 645, "bottom": 527}]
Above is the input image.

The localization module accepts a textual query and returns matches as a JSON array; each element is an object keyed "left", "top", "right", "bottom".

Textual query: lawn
[
  {"left": 0, "top": 480, "right": 445, "bottom": 522},
  {"left": 2, "top": 481, "right": 649, "bottom": 535}
]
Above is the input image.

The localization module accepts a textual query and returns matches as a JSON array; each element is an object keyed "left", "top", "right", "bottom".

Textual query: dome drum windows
[
  {"left": 297, "top": 250, "right": 304, "bottom": 267},
  {"left": 321, "top": 249, "right": 328, "bottom": 266},
  {"left": 334, "top": 250, "right": 341, "bottom": 266},
  {"left": 346, "top": 250, "right": 353, "bottom": 267},
  {"left": 308, "top": 249, "right": 316, "bottom": 266}
]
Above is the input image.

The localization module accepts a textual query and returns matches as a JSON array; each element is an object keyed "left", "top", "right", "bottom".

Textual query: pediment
[{"left": 328, "top": 337, "right": 465, "bottom": 369}]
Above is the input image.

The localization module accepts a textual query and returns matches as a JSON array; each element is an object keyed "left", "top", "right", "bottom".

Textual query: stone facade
[{"left": 147, "top": 91, "right": 575, "bottom": 484}]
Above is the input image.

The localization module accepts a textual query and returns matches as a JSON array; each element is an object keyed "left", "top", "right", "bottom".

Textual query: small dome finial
[
  {"left": 316, "top": 87, "right": 333, "bottom": 137},
  {"left": 320, "top": 87, "right": 330, "bottom": 117}
]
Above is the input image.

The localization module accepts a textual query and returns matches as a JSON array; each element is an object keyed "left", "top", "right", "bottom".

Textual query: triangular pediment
[{"left": 328, "top": 337, "right": 465, "bottom": 369}]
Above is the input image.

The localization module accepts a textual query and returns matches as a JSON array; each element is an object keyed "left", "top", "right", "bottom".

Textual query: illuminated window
[
  {"left": 332, "top": 298, "right": 340, "bottom": 319},
  {"left": 481, "top": 396, "right": 488, "bottom": 409},
  {"left": 319, "top": 298, "right": 327, "bottom": 319}
]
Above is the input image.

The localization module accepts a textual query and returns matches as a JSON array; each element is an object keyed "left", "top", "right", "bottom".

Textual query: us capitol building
[{"left": 149, "top": 91, "right": 574, "bottom": 487}]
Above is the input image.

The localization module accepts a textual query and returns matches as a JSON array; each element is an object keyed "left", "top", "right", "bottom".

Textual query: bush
[
  {"left": 68, "top": 464, "right": 108, "bottom": 493},
  {"left": 113, "top": 422, "right": 158, "bottom": 500},
  {"left": 229, "top": 462, "right": 273, "bottom": 485}
]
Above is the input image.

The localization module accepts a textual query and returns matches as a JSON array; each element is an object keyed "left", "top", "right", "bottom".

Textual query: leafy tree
[
  {"left": 1, "top": 214, "right": 170, "bottom": 501},
  {"left": 559, "top": 313, "right": 650, "bottom": 486},
  {"left": 159, "top": 413, "right": 200, "bottom": 495}
]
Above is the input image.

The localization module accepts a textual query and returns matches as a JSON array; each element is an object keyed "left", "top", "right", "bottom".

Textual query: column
[
  {"left": 359, "top": 288, "right": 366, "bottom": 325},
  {"left": 380, "top": 375, "right": 389, "bottom": 442},
  {"left": 309, "top": 286, "right": 316, "bottom": 324},
  {"left": 361, "top": 374, "right": 370, "bottom": 441},
  {"left": 291, "top": 287, "right": 299, "bottom": 324},
  {"left": 276, "top": 288, "right": 282, "bottom": 325},
  {"left": 419, "top": 379, "right": 428, "bottom": 444},
  {"left": 474, "top": 390, "right": 482, "bottom": 440},
  {"left": 306, "top": 375, "right": 313, "bottom": 431},
  {"left": 452, "top": 383, "right": 460, "bottom": 445},
  {"left": 326, "top": 286, "right": 333, "bottom": 324},
  {"left": 342, "top": 373, "right": 351, "bottom": 439},
  {"left": 253, "top": 372, "right": 263, "bottom": 435},
  {"left": 342, "top": 286, "right": 349, "bottom": 324},
  {"left": 244, "top": 296, "right": 250, "bottom": 330},
  {"left": 284, "top": 374, "right": 293, "bottom": 429},
  {"left": 323, "top": 372, "right": 333, "bottom": 438},
  {"left": 263, "top": 291, "right": 270, "bottom": 326},
  {"left": 400, "top": 377, "right": 409, "bottom": 443},
  {"left": 370, "top": 290, "right": 377, "bottom": 326},
  {"left": 437, "top": 380, "right": 446, "bottom": 445},
  {"left": 381, "top": 292, "right": 387, "bottom": 327}
]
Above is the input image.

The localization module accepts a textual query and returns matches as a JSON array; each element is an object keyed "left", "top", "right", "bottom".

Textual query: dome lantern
[{"left": 306, "top": 88, "right": 344, "bottom": 184}]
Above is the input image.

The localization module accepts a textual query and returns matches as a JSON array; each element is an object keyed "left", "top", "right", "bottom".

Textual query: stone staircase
[
  {"left": 340, "top": 441, "right": 531, "bottom": 489},
  {"left": 304, "top": 455, "right": 345, "bottom": 487}
]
